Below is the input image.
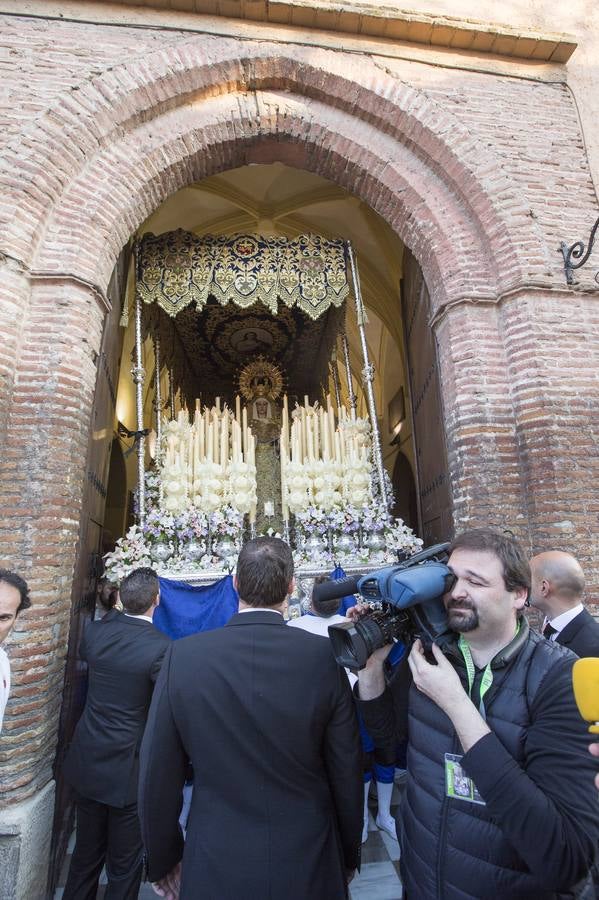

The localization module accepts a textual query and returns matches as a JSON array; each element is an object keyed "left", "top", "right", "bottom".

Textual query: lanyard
[
  {"left": 458, "top": 622, "right": 520, "bottom": 720},
  {"left": 458, "top": 637, "right": 493, "bottom": 719}
]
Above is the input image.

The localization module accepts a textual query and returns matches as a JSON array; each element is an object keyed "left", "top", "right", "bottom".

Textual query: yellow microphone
[{"left": 572, "top": 658, "right": 599, "bottom": 734}]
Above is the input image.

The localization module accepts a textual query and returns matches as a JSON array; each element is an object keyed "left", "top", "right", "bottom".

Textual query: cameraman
[{"left": 356, "top": 528, "right": 599, "bottom": 899}]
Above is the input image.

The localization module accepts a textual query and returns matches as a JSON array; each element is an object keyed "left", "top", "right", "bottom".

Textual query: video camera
[{"left": 312, "top": 543, "right": 456, "bottom": 670}]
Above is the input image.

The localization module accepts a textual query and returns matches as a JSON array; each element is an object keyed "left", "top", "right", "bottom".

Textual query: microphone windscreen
[
  {"left": 572, "top": 657, "right": 599, "bottom": 733},
  {"left": 311, "top": 576, "right": 361, "bottom": 605}
]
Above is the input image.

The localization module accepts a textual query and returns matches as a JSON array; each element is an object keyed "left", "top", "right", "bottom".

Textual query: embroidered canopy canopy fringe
[{"left": 135, "top": 230, "right": 350, "bottom": 320}]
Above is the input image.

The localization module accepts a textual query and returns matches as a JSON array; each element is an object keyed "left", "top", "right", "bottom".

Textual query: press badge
[{"left": 444, "top": 753, "right": 486, "bottom": 805}]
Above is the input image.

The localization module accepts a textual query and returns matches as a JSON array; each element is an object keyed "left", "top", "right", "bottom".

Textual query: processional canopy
[{"left": 136, "top": 230, "right": 350, "bottom": 320}]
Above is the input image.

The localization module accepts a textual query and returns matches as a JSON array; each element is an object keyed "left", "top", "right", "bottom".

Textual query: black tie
[{"left": 543, "top": 622, "right": 557, "bottom": 639}]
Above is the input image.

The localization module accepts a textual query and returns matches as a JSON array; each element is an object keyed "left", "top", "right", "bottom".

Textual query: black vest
[{"left": 400, "top": 619, "right": 577, "bottom": 900}]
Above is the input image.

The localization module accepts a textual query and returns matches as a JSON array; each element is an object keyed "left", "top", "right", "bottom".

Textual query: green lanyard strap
[
  {"left": 458, "top": 636, "right": 493, "bottom": 719},
  {"left": 458, "top": 622, "right": 520, "bottom": 720}
]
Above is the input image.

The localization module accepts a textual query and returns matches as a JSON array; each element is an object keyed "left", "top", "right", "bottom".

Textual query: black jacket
[
  {"left": 139, "top": 610, "right": 363, "bottom": 900},
  {"left": 358, "top": 618, "right": 599, "bottom": 899},
  {"left": 556, "top": 607, "right": 599, "bottom": 657},
  {"left": 63, "top": 611, "right": 170, "bottom": 807}
]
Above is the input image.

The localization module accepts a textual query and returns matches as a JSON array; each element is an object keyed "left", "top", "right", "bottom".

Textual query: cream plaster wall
[{"left": 357, "top": 0, "right": 599, "bottom": 199}]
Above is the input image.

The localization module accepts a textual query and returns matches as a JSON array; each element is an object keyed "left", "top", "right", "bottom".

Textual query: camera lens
[{"left": 328, "top": 610, "right": 407, "bottom": 670}]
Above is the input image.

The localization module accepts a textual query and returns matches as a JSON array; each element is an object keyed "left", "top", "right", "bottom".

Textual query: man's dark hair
[
  {"left": 236, "top": 537, "right": 294, "bottom": 608},
  {"left": 119, "top": 567, "right": 159, "bottom": 615},
  {"left": 450, "top": 528, "right": 531, "bottom": 592},
  {"left": 98, "top": 580, "right": 119, "bottom": 613},
  {"left": 311, "top": 575, "right": 340, "bottom": 618},
  {"left": 0, "top": 568, "right": 31, "bottom": 616}
]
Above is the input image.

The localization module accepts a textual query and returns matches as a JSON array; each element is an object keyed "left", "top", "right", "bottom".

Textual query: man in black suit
[
  {"left": 139, "top": 537, "right": 362, "bottom": 900},
  {"left": 62, "top": 566, "right": 170, "bottom": 900},
  {"left": 530, "top": 550, "right": 599, "bottom": 656}
]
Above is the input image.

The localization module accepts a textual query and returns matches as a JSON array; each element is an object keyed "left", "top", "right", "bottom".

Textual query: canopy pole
[
  {"left": 132, "top": 241, "right": 146, "bottom": 527},
  {"left": 330, "top": 348, "right": 342, "bottom": 409},
  {"left": 153, "top": 334, "right": 162, "bottom": 465},
  {"left": 341, "top": 332, "right": 357, "bottom": 415},
  {"left": 346, "top": 241, "right": 388, "bottom": 511},
  {"left": 169, "top": 367, "right": 176, "bottom": 420}
]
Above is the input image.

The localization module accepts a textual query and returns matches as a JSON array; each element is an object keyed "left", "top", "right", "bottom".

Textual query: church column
[
  {"left": 0, "top": 274, "right": 109, "bottom": 897},
  {"left": 433, "top": 299, "right": 528, "bottom": 537},
  {"left": 498, "top": 286, "right": 599, "bottom": 590}
]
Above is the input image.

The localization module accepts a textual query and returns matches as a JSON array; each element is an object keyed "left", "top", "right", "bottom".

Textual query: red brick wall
[{"left": 0, "top": 14, "right": 598, "bottom": 806}]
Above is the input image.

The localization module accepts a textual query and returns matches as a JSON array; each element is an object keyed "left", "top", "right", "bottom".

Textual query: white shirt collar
[
  {"left": 547, "top": 603, "right": 584, "bottom": 634},
  {"left": 124, "top": 613, "right": 154, "bottom": 624},
  {"left": 238, "top": 607, "right": 283, "bottom": 616}
]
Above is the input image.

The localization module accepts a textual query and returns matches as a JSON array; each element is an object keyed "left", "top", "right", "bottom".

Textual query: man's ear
[
  {"left": 287, "top": 577, "right": 295, "bottom": 597},
  {"left": 514, "top": 586, "right": 528, "bottom": 611},
  {"left": 233, "top": 575, "right": 239, "bottom": 594}
]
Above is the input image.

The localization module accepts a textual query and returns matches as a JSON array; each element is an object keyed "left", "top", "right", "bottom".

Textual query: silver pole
[
  {"left": 132, "top": 243, "right": 146, "bottom": 526},
  {"left": 330, "top": 348, "right": 342, "bottom": 409},
  {"left": 169, "top": 367, "right": 176, "bottom": 420},
  {"left": 346, "top": 241, "right": 388, "bottom": 510},
  {"left": 153, "top": 334, "right": 162, "bottom": 465},
  {"left": 341, "top": 332, "right": 357, "bottom": 414}
]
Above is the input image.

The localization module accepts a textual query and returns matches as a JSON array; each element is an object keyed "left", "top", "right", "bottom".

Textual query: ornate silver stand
[
  {"left": 346, "top": 241, "right": 388, "bottom": 510},
  {"left": 132, "top": 242, "right": 146, "bottom": 526}
]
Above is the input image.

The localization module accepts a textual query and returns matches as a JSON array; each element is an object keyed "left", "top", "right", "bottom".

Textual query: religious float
[{"left": 104, "top": 231, "right": 421, "bottom": 609}]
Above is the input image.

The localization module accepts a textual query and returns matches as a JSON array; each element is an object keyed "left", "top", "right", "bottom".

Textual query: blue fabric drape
[{"left": 154, "top": 574, "right": 238, "bottom": 640}]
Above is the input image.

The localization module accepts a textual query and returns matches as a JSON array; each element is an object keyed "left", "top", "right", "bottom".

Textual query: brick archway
[{"left": 0, "top": 43, "right": 542, "bottom": 292}]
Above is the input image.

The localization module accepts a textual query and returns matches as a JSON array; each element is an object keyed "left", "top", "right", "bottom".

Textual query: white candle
[
  {"left": 207, "top": 423, "right": 213, "bottom": 462},
  {"left": 235, "top": 394, "right": 241, "bottom": 424},
  {"left": 220, "top": 414, "right": 227, "bottom": 467}
]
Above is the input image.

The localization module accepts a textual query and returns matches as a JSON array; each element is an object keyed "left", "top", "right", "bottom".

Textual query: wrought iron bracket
[{"left": 561, "top": 216, "right": 599, "bottom": 285}]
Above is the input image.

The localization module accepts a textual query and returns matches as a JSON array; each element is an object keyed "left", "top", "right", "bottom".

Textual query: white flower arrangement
[{"left": 103, "top": 525, "right": 153, "bottom": 582}]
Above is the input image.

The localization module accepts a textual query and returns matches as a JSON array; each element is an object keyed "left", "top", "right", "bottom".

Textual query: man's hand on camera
[
  {"left": 408, "top": 640, "right": 464, "bottom": 712},
  {"left": 589, "top": 742, "right": 599, "bottom": 790},
  {"left": 408, "top": 640, "right": 490, "bottom": 752}
]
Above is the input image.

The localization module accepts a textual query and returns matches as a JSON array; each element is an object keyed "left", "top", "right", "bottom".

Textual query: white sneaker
[
  {"left": 362, "top": 818, "right": 369, "bottom": 843},
  {"left": 376, "top": 813, "right": 398, "bottom": 841}
]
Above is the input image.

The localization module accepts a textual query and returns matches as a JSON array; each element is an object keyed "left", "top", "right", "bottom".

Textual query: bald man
[{"left": 530, "top": 551, "right": 599, "bottom": 657}]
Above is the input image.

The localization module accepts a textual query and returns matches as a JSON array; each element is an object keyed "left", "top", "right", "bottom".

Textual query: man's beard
[{"left": 446, "top": 601, "right": 479, "bottom": 633}]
